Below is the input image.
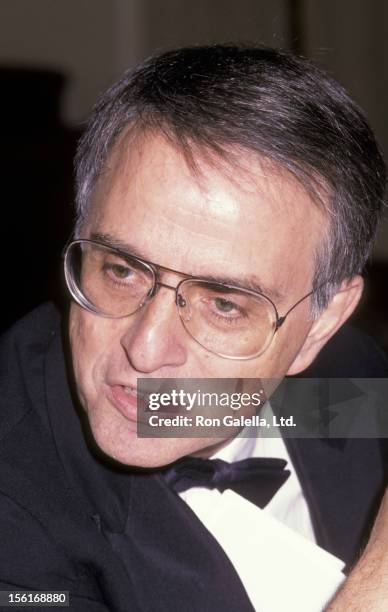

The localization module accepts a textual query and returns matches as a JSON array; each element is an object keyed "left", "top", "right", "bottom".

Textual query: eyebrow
[{"left": 90, "top": 231, "right": 284, "bottom": 302}]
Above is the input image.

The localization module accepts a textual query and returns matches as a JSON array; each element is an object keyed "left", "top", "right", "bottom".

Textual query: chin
[
  {"left": 88, "top": 423, "right": 218, "bottom": 469},
  {"left": 87, "top": 426, "right": 167, "bottom": 467}
]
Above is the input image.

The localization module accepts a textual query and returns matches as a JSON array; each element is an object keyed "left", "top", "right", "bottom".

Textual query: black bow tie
[{"left": 162, "top": 456, "right": 290, "bottom": 508}]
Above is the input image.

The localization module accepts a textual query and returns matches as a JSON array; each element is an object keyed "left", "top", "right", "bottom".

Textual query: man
[{"left": 0, "top": 44, "right": 386, "bottom": 611}]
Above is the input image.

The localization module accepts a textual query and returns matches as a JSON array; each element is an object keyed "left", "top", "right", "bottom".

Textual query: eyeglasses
[{"left": 64, "top": 239, "right": 316, "bottom": 360}]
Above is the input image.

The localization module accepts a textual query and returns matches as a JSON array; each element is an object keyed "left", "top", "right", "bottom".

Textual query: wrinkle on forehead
[{"left": 94, "top": 128, "right": 327, "bottom": 225}]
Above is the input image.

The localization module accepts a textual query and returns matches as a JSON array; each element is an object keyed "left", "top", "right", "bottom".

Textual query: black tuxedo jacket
[{"left": 0, "top": 303, "right": 386, "bottom": 611}]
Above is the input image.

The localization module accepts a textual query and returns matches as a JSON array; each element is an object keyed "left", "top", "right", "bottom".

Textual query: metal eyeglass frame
[{"left": 64, "top": 238, "right": 317, "bottom": 360}]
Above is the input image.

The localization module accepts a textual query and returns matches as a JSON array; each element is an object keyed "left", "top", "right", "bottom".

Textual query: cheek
[
  {"left": 265, "top": 311, "right": 312, "bottom": 374},
  {"left": 69, "top": 306, "right": 110, "bottom": 396},
  {"left": 211, "top": 316, "right": 312, "bottom": 381},
  {"left": 70, "top": 305, "right": 115, "bottom": 357},
  {"left": 70, "top": 306, "right": 93, "bottom": 367}
]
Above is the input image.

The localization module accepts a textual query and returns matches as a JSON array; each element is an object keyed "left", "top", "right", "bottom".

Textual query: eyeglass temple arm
[{"left": 276, "top": 288, "right": 317, "bottom": 330}]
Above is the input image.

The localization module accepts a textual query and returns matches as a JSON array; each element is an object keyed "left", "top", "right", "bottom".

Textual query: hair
[{"left": 74, "top": 44, "right": 386, "bottom": 315}]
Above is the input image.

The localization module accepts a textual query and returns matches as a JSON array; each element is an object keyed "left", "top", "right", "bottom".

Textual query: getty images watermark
[
  {"left": 145, "top": 387, "right": 293, "bottom": 428},
  {"left": 135, "top": 378, "right": 388, "bottom": 439}
]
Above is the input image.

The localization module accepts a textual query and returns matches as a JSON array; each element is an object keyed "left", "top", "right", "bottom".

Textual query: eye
[
  {"left": 109, "top": 263, "right": 133, "bottom": 279},
  {"left": 101, "top": 259, "right": 138, "bottom": 287},
  {"left": 101, "top": 256, "right": 152, "bottom": 295},
  {"left": 207, "top": 295, "right": 248, "bottom": 324},
  {"left": 213, "top": 297, "right": 239, "bottom": 314}
]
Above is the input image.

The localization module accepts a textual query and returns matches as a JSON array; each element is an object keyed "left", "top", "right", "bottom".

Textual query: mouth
[
  {"left": 123, "top": 384, "right": 149, "bottom": 401},
  {"left": 106, "top": 383, "right": 150, "bottom": 423}
]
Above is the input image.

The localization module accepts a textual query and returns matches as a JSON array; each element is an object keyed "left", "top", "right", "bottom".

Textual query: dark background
[{"left": 1, "top": 0, "right": 387, "bottom": 352}]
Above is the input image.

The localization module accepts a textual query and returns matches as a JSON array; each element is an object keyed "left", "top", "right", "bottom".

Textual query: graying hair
[{"left": 74, "top": 45, "right": 386, "bottom": 316}]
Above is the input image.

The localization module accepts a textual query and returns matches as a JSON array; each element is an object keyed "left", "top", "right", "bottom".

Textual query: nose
[{"left": 120, "top": 286, "right": 188, "bottom": 373}]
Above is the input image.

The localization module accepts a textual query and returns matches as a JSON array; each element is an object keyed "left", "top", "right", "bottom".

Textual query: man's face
[{"left": 69, "top": 132, "right": 324, "bottom": 467}]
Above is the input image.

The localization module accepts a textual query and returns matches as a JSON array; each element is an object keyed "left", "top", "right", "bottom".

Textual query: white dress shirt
[
  {"left": 178, "top": 403, "right": 345, "bottom": 611},
  {"left": 180, "top": 403, "right": 316, "bottom": 542}
]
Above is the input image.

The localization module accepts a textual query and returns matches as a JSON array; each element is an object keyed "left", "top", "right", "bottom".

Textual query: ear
[{"left": 287, "top": 275, "right": 364, "bottom": 376}]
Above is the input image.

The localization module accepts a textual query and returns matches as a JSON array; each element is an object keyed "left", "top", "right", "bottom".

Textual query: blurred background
[{"left": 1, "top": 0, "right": 387, "bottom": 351}]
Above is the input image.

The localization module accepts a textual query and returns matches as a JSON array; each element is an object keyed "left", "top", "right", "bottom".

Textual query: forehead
[{"left": 87, "top": 132, "right": 325, "bottom": 304}]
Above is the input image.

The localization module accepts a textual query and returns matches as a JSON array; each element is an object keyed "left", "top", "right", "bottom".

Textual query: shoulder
[
  {"left": 303, "top": 324, "right": 388, "bottom": 377},
  {"left": 0, "top": 302, "right": 61, "bottom": 441},
  {"left": 0, "top": 302, "right": 68, "bottom": 534},
  {"left": 0, "top": 302, "right": 67, "bottom": 499},
  {"left": 0, "top": 305, "right": 121, "bottom": 607}
]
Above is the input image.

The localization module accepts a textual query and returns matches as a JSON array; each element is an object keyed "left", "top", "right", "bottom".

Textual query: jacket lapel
[{"left": 284, "top": 435, "right": 384, "bottom": 570}]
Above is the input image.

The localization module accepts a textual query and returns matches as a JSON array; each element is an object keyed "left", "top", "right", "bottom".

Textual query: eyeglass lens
[{"left": 65, "top": 241, "right": 277, "bottom": 359}]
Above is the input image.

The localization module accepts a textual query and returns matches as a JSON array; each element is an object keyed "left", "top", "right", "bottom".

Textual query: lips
[{"left": 106, "top": 383, "right": 149, "bottom": 422}]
